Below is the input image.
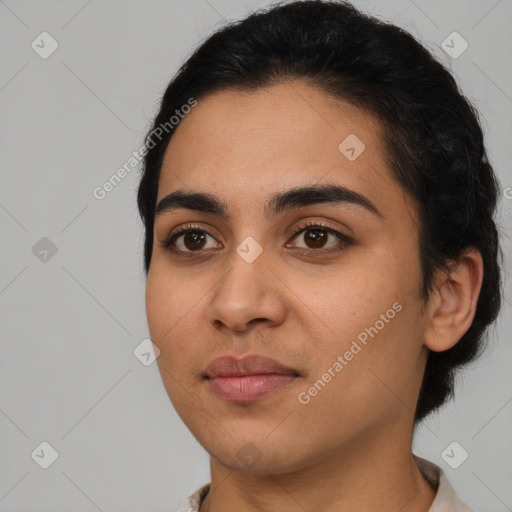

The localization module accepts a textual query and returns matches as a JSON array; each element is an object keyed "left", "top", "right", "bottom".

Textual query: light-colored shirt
[{"left": 177, "top": 454, "right": 475, "bottom": 512}]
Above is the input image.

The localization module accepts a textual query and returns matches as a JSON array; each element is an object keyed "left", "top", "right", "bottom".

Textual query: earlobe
[{"left": 424, "top": 248, "right": 484, "bottom": 353}]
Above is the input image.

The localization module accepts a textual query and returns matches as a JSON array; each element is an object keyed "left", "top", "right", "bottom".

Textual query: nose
[{"left": 206, "top": 247, "right": 287, "bottom": 334}]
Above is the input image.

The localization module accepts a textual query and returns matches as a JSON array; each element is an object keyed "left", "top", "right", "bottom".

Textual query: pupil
[
  {"left": 306, "top": 229, "right": 326, "bottom": 248},
  {"left": 185, "top": 232, "right": 205, "bottom": 250}
]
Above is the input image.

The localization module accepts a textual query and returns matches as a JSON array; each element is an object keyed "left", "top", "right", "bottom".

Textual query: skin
[{"left": 145, "top": 79, "right": 483, "bottom": 512}]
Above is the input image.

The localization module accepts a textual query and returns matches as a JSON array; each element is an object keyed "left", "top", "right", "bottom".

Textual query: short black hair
[{"left": 137, "top": 0, "right": 503, "bottom": 423}]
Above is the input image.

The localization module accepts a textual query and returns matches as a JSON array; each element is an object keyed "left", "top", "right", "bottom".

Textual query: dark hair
[{"left": 137, "top": 0, "right": 502, "bottom": 423}]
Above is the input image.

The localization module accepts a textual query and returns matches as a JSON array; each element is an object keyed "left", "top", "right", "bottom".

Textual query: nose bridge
[{"left": 207, "top": 237, "right": 286, "bottom": 332}]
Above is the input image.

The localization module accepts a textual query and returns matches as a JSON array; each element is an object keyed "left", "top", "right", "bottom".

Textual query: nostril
[{"left": 249, "top": 318, "right": 266, "bottom": 325}]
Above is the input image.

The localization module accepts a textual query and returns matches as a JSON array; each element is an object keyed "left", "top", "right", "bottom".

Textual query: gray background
[{"left": 0, "top": 0, "right": 511, "bottom": 510}]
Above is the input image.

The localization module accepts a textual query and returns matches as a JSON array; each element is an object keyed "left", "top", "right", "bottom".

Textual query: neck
[{"left": 199, "top": 420, "right": 436, "bottom": 512}]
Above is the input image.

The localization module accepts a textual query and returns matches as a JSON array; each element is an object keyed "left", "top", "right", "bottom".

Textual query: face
[{"left": 145, "top": 80, "right": 431, "bottom": 474}]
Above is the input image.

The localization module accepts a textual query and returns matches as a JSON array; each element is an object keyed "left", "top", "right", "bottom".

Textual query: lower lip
[{"left": 206, "top": 374, "right": 298, "bottom": 401}]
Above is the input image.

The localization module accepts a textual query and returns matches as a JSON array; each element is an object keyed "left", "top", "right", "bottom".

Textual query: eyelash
[{"left": 159, "top": 221, "right": 353, "bottom": 258}]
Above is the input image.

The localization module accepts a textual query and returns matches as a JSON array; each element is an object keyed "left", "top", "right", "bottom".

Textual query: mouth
[
  {"left": 203, "top": 354, "right": 301, "bottom": 402},
  {"left": 205, "top": 373, "right": 300, "bottom": 401}
]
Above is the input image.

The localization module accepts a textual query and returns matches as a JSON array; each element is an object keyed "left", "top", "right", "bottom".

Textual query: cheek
[
  {"left": 145, "top": 268, "right": 199, "bottom": 374},
  {"left": 145, "top": 272, "right": 172, "bottom": 342},
  {"left": 295, "top": 312, "right": 421, "bottom": 438},
  {"left": 298, "top": 259, "right": 423, "bottom": 411},
  {"left": 303, "top": 255, "right": 398, "bottom": 335},
  {"left": 146, "top": 263, "right": 195, "bottom": 339},
  {"left": 146, "top": 272, "right": 205, "bottom": 414}
]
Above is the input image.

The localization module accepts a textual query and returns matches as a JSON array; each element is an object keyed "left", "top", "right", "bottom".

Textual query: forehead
[{"left": 156, "top": 80, "right": 409, "bottom": 219}]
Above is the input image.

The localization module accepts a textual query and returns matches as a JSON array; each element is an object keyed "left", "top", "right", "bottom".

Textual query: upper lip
[{"left": 204, "top": 354, "right": 300, "bottom": 378}]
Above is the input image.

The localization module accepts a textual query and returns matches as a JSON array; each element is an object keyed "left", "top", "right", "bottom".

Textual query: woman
[{"left": 136, "top": 1, "right": 502, "bottom": 510}]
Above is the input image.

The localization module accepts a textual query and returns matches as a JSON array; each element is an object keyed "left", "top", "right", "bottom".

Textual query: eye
[
  {"left": 159, "top": 224, "right": 220, "bottom": 256},
  {"left": 286, "top": 222, "right": 352, "bottom": 254},
  {"left": 159, "top": 221, "right": 352, "bottom": 258}
]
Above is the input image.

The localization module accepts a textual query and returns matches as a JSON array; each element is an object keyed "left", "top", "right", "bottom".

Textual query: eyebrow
[{"left": 154, "top": 183, "right": 382, "bottom": 219}]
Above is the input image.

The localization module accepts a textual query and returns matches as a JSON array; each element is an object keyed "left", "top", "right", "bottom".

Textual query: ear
[{"left": 423, "top": 247, "right": 484, "bottom": 352}]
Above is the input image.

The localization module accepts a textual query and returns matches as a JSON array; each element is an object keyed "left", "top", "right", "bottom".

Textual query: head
[{"left": 137, "top": 0, "right": 502, "bottom": 472}]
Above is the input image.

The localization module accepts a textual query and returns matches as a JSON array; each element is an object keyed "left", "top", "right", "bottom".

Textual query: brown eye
[
  {"left": 302, "top": 228, "right": 329, "bottom": 249},
  {"left": 160, "top": 226, "right": 220, "bottom": 256},
  {"left": 182, "top": 231, "right": 207, "bottom": 251},
  {"left": 290, "top": 224, "right": 349, "bottom": 252}
]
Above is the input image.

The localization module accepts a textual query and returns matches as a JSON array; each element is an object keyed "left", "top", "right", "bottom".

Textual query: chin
[{"left": 200, "top": 433, "right": 320, "bottom": 475}]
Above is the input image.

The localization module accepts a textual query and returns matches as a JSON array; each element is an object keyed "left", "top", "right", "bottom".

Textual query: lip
[{"left": 204, "top": 354, "right": 300, "bottom": 402}]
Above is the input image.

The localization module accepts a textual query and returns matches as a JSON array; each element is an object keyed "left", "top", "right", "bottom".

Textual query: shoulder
[
  {"left": 177, "top": 483, "right": 211, "bottom": 512},
  {"left": 414, "top": 454, "right": 476, "bottom": 512}
]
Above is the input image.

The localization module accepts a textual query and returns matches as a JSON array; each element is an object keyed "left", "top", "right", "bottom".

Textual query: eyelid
[{"left": 286, "top": 219, "right": 350, "bottom": 240}]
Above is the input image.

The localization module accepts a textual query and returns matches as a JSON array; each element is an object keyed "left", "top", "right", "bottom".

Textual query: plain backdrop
[{"left": 0, "top": 0, "right": 511, "bottom": 511}]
